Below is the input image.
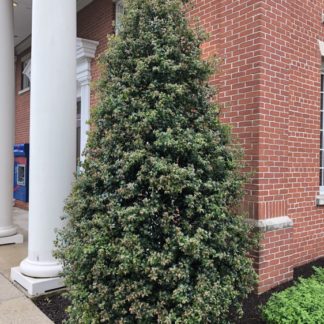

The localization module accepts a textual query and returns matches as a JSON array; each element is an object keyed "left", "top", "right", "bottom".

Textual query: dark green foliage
[
  {"left": 261, "top": 267, "right": 324, "bottom": 324},
  {"left": 55, "top": 0, "right": 257, "bottom": 322}
]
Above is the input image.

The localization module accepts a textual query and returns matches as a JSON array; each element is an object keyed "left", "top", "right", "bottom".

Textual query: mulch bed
[{"left": 34, "top": 258, "right": 324, "bottom": 324}]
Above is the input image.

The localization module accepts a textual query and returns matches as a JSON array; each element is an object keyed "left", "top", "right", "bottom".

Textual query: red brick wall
[
  {"left": 189, "top": 0, "right": 264, "bottom": 220},
  {"left": 190, "top": 0, "right": 324, "bottom": 292},
  {"left": 77, "top": 0, "right": 115, "bottom": 107},
  {"left": 284, "top": 0, "right": 324, "bottom": 269},
  {"left": 255, "top": 0, "right": 324, "bottom": 291},
  {"left": 256, "top": 226, "right": 294, "bottom": 294},
  {"left": 14, "top": 0, "right": 324, "bottom": 292},
  {"left": 15, "top": 52, "right": 30, "bottom": 144}
]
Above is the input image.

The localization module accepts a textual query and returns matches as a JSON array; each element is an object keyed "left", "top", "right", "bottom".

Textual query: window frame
[
  {"left": 115, "top": 0, "right": 124, "bottom": 35},
  {"left": 320, "top": 63, "right": 324, "bottom": 194},
  {"left": 20, "top": 53, "right": 31, "bottom": 92},
  {"left": 76, "top": 99, "right": 81, "bottom": 163}
]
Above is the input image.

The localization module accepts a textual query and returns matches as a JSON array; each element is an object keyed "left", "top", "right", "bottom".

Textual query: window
[
  {"left": 115, "top": 0, "right": 124, "bottom": 35},
  {"left": 21, "top": 54, "right": 31, "bottom": 91},
  {"left": 320, "top": 62, "right": 324, "bottom": 194}
]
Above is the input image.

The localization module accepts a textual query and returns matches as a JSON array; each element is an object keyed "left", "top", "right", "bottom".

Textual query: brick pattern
[
  {"left": 190, "top": 0, "right": 324, "bottom": 292},
  {"left": 13, "top": 0, "right": 324, "bottom": 293},
  {"left": 284, "top": 0, "right": 324, "bottom": 271},
  {"left": 255, "top": 227, "right": 294, "bottom": 294},
  {"left": 189, "top": 0, "right": 264, "bottom": 220},
  {"left": 15, "top": 52, "right": 30, "bottom": 144}
]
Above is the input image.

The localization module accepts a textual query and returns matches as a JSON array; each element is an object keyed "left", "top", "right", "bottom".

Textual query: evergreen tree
[{"left": 56, "top": 0, "right": 257, "bottom": 322}]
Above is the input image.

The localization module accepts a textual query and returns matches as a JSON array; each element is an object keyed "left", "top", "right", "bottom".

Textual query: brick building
[{"left": 0, "top": 0, "right": 323, "bottom": 296}]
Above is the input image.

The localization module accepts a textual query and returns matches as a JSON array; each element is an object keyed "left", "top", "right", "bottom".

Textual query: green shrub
[
  {"left": 261, "top": 267, "right": 324, "bottom": 324},
  {"left": 55, "top": 0, "right": 257, "bottom": 322}
]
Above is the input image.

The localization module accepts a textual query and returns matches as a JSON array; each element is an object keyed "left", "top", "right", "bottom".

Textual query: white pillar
[
  {"left": 12, "top": 0, "right": 76, "bottom": 290},
  {"left": 0, "top": 0, "right": 23, "bottom": 245},
  {"left": 76, "top": 38, "right": 99, "bottom": 161},
  {"left": 80, "top": 80, "right": 91, "bottom": 159}
]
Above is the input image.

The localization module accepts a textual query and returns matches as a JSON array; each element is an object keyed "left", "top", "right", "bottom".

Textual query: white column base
[
  {"left": 19, "top": 258, "right": 62, "bottom": 278},
  {"left": 11, "top": 267, "right": 65, "bottom": 297},
  {"left": 0, "top": 233, "right": 23, "bottom": 245},
  {"left": 0, "top": 225, "right": 17, "bottom": 237}
]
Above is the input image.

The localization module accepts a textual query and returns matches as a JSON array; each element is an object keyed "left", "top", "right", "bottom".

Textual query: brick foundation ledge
[
  {"left": 247, "top": 216, "right": 294, "bottom": 294},
  {"left": 247, "top": 216, "right": 293, "bottom": 232}
]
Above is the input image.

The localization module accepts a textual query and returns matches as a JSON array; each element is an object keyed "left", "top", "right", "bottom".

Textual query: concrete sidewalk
[
  {"left": 0, "top": 274, "right": 52, "bottom": 323},
  {"left": 0, "top": 208, "right": 53, "bottom": 323}
]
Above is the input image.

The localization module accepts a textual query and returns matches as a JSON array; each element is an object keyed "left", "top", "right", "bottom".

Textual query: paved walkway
[{"left": 0, "top": 208, "right": 53, "bottom": 323}]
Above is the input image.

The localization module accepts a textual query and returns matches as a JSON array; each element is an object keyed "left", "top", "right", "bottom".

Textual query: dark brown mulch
[
  {"left": 33, "top": 293, "right": 69, "bottom": 324},
  {"left": 33, "top": 258, "right": 324, "bottom": 324}
]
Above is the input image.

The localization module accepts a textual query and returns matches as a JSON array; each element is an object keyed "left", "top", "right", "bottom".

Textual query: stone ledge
[
  {"left": 247, "top": 216, "right": 293, "bottom": 232},
  {"left": 316, "top": 195, "right": 324, "bottom": 206}
]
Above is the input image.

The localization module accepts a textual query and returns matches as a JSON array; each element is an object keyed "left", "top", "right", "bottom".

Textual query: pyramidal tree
[{"left": 55, "top": 0, "right": 257, "bottom": 322}]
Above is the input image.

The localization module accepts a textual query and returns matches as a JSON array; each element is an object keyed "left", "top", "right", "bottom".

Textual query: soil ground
[{"left": 34, "top": 258, "right": 324, "bottom": 324}]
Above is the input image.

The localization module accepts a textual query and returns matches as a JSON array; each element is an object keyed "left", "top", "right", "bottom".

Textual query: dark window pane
[
  {"left": 76, "top": 101, "right": 81, "bottom": 163},
  {"left": 321, "top": 150, "right": 323, "bottom": 168},
  {"left": 321, "top": 132, "right": 323, "bottom": 149},
  {"left": 77, "top": 126, "right": 81, "bottom": 161},
  {"left": 77, "top": 101, "right": 81, "bottom": 115}
]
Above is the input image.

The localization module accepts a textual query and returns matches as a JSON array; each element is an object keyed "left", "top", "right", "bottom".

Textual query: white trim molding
[
  {"left": 76, "top": 37, "right": 99, "bottom": 85},
  {"left": 76, "top": 37, "right": 99, "bottom": 160},
  {"left": 18, "top": 87, "right": 30, "bottom": 96},
  {"left": 319, "top": 40, "right": 324, "bottom": 56},
  {"left": 114, "top": 0, "right": 124, "bottom": 34},
  {"left": 22, "top": 58, "right": 31, "bottom": 80}
]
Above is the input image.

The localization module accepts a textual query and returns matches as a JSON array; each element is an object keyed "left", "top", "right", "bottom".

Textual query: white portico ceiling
[{"left": 14, "top": 0, "right": 94, "bottom": 47}]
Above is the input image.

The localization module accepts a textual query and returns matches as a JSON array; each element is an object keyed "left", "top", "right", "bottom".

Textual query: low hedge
[{"left": 261, "top": 267, "right": 324, "bottom": 324}]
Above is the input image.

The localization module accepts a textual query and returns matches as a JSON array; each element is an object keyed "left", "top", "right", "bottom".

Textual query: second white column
[{"left": 19, "top": 0, "right": 77, "bottom": 278}]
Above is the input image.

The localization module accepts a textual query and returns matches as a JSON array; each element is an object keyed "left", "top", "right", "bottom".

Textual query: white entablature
[{"left": 22, "top": 37, "right": 99, "bottom": 85}]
